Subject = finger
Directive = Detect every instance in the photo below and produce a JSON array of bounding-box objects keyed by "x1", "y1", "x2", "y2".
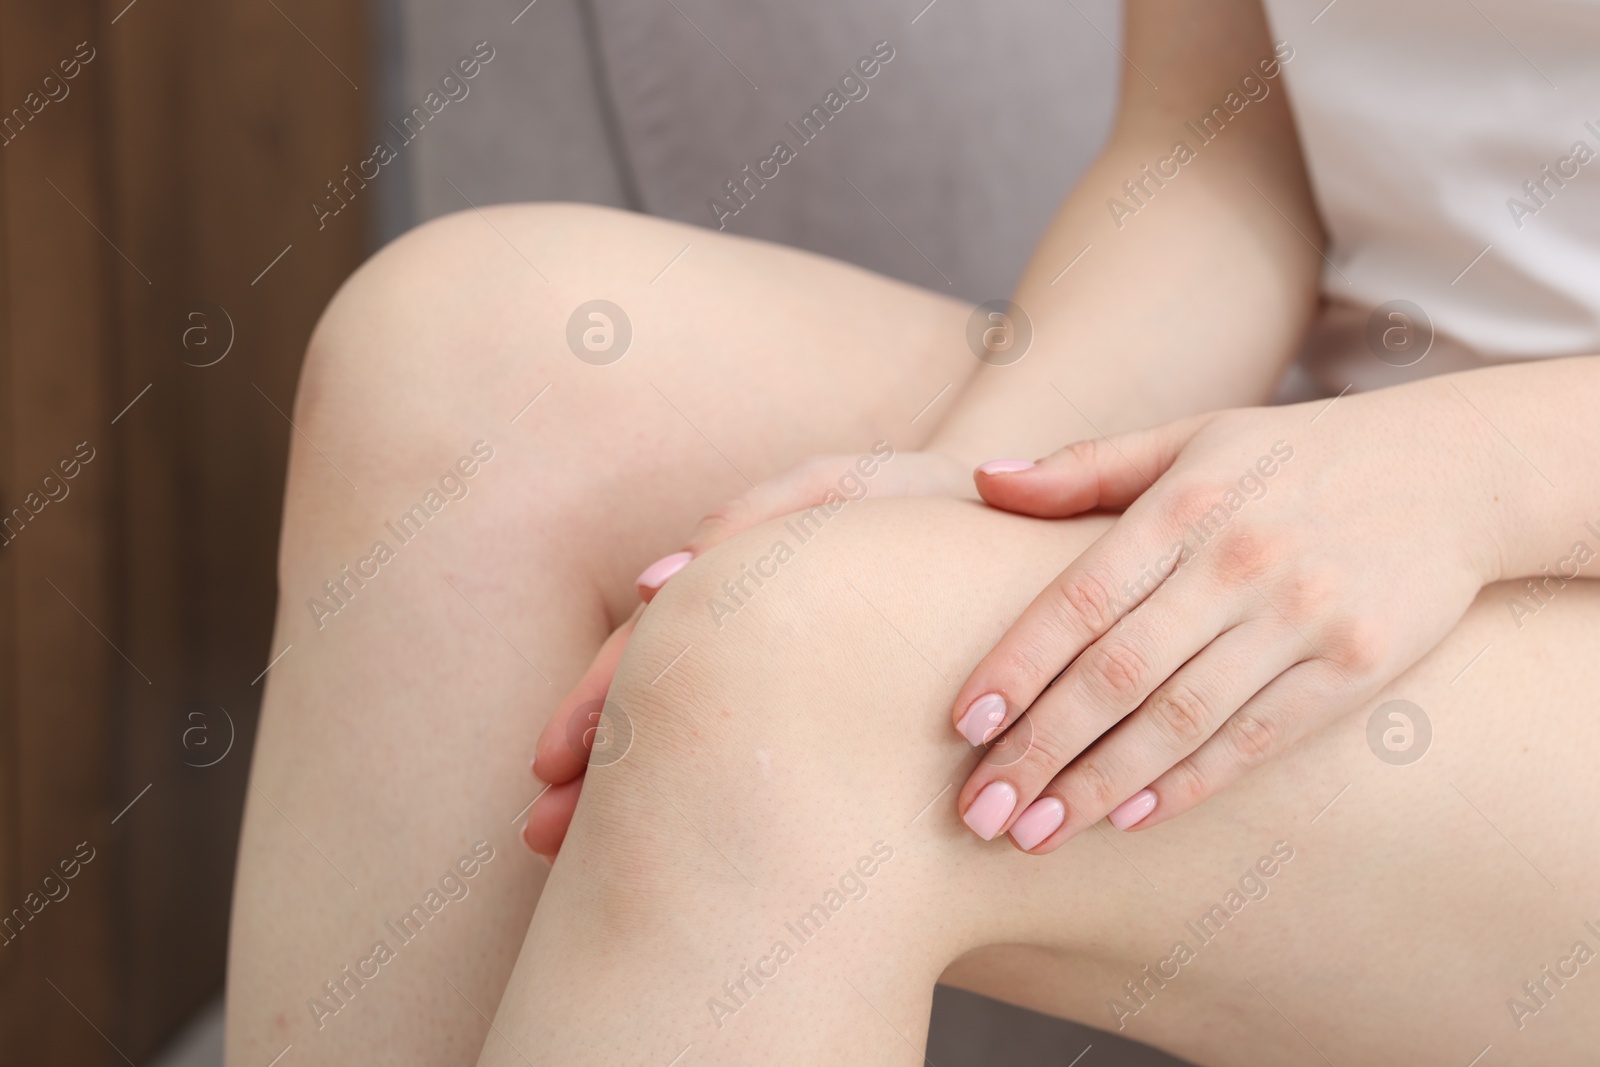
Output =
[
  {"x1": 1126, "y1": 659, "x2": 1350, "y2": 833},
  {"x1": 951, "y1": 495, "x2": 1189, "y2": 747},
  {"x1": 636, "y1": 552, "x2": 693, "y2": 602},
  {"x1": 1007, "y1": 622, "x2": 1301, "y2": 853},
  {"x1": 681, "y1": 460, "x2": 838, "y2": 556},
  {"x1": 974, "y1": 416, "x2": 1206, "y2": 518},
  {"x1": 533, "y1": 608, "x2": 640, "y2": 784},
  {"x1": 522, "y1": 775, "x2": 584, "y2": 859},
  {"x1": 958, "y1": 565, "x2": 1239, "y2": 841},
  {"x1": 635, "y1": 461, "x2": 839, "y2": 599}
]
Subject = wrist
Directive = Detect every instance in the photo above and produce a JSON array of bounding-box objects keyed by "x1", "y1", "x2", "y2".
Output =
[
  {"x1": 1421, "y1": 363, "x2": 1589, "y2": 586},
  {"x1": 922, "y1": 381, "x2": 1125, "y2": 474}
]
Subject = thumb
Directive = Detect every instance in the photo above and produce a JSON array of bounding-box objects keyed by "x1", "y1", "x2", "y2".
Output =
[{"x1": 974, "y1": 416, "x2": 1205, "y2": 517}]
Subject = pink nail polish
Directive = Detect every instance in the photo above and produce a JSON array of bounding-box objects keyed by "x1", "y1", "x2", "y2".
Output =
[
  {"x1": 1009, "y1": 797, "x2": 1065, "y2": 851},
  {"x1": 956, "y1": 693, "x2": 1008, "y2": 747},
  {"x1": 963, "y1": 781, "x2": 1018, "y2": 840},
  {"x1": 636, "y1": 550, "x2": 692, "y2": 589},
  {"x1": 1109, "y1": 789, "x2": 1157, "y2": 831},
  {"x1": 977, "y1": 460, "x2": 1035, "y2": 475}
]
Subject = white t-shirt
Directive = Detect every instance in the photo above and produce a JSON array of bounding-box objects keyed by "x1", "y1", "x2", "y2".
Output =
[{"x1": 1262, "y1": 0, "x2": 1600, "y2": 392}]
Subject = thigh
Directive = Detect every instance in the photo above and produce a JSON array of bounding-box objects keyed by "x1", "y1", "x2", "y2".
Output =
[
  {"x1": 941, "y1": 557, "x2": 1600, "y2": 1065},
  {"x1": 486, "y1": 496, "x2": 1600, "y2": 1066},
  {"x1": 224, "y1": 203, "x2": 978, "y2": 1066},
  {"x1": 282, "y1": 201, "x2": 978, "y2": 623}
]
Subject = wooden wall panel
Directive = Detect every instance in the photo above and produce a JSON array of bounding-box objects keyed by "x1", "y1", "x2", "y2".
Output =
[
  {"x1": 0, "y1": 1, "x2": 370, "y2": 1062},
  {"x1": 0, "y1": 5, "x2": 120, "y2": 1065}
]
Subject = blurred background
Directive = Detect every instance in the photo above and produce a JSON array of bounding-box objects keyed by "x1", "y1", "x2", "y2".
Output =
[{"x1": 0, "y1": 0, "x2": 1188, "y2": 1062}]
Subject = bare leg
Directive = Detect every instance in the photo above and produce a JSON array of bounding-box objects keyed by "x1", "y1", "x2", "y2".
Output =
[
  {"x1": 482, "y1": 497, "x2": 1600, "y2": 1066},
  {"x1": 224, "y1": 203, "x2": 977, "y2": 1065}
]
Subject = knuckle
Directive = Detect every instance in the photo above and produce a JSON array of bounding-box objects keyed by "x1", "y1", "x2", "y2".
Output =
[
  {"x1": 1275, "y1": 566, "x2": 1339, "y2": 625},
  {"x1": 686, "y1": 505, "x2": 747, "y2": 552},
  {"x1": 1224, "y1": 712, "x2": 1278, "y2": 765},
  {"x1": 1165, "y1": 482, "x2": 1234, "y2": 537},
  {"x1": 1162, "y1": 757, "x2": 1210, "y2": 808},
  {"x1": 1081, "y1": 640, "x2": 1151, "y2": 702},
  {"x1": 1063, "y1": 438, "x2": 1100, "y2": 466},
  {"x1": 1323, "y1": 616, "x2": 1386, "y2": 676},
  {"x1": 1159, "y1": 483, "x2": 1218, "y2": 529},
  {"x1": 1145, "y1": 682, "x2": 1214, "y2": 747},
  {"x1": 1212, "y1": 527, "x2": 1277, "y2": 582},
  {"x1": 1056, "y1": 569, "x2": 1123, "y2": 634},
  {"x1": 696, "y1": 502, "x2": 742, "y2": 535},
  {"x1": 1069, "y1": 758, "x2": 1123, "y2": 810},
  {"x1": 1005, "y1": 728, "x2": 1069, "y2": 780},
  {"x1": 998, "y1": 633, "x2": 1063, "y2": 688}
]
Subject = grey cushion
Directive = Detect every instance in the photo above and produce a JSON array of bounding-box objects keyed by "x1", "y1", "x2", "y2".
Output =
[
  {"x1": 396, "y1": 0, "x2": 636, "y2": 218},
  {"x1": 399, "y1": 0, "x2": 1118, "y2": 301}
]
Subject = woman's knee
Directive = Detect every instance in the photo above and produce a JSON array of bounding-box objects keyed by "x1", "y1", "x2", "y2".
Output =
[
  {"x1": 561, "y1": 499, "x2": 1107, "y2": 912},
  {"x1": 294, "y1": 201, "x2": 641, "y2": 441},
  {"x1": 599, "y1": 498, "x2": 1055, "y2": 780},
  {"x1": 276, "y1": 203, "x2": 702, "y2": 590}
]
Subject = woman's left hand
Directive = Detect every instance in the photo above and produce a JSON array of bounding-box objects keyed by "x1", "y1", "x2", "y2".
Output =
[
  {"x1": 952, "y1": 378, "x2": 1514, "y2": 852},
  {"x1": 526, "y1": 448, "x2": 973, "y2": 858}
]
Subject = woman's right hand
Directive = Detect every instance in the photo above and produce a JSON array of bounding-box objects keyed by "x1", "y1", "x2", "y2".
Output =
[{"x1": 523, "y1": 446, "x2": 973, "y2": 857}]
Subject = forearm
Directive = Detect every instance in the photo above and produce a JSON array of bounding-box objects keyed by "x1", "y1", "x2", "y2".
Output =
[
  {"x1": 928, "y1": 1, "x2": 1322, "y2": 467},
  {"x1": 1440, "y1": 355, "x2": 1600, "y2": 585},
  {"x1": 930, "y1": 150, "x2": 1316, "y2": 466}
]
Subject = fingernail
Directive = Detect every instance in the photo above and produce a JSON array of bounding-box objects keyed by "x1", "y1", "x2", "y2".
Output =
[
  {"x1": 977, "y1": 460, "x2": 1035, "y2": 475},
  {"x1": 636, "y1": 550, "x2": 692, "y2": 590},
  {"x1": 956, "y1": 693, "x2": 1008, "y2": 747},
  {"x1": 1010, "y1": 797, "x2": 1066, "y2": 851},
  {"x1": 963, "y1": 781, "x2": 1018, "y2": 840},
  {"x1": 1109, "y1": 789, "x2": 1157, "y2": 831}
]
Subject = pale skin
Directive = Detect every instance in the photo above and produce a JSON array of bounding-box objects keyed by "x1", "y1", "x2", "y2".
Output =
[{"x1": 225, "y1": 1, "x2": 1600, "y2": 1065}]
